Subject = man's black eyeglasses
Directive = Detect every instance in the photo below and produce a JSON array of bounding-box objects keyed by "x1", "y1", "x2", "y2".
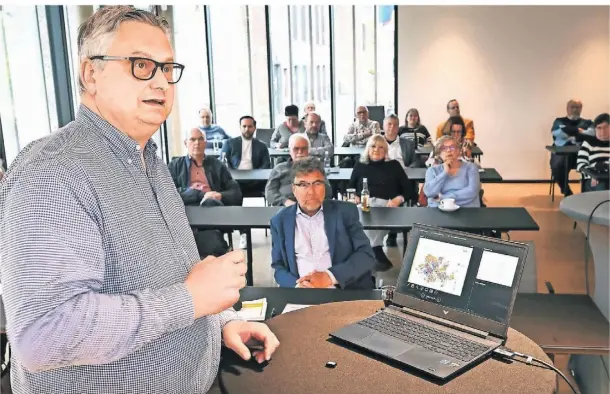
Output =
[{"x1": 89, "y1": 56, "x2": 185, "y2": 84}]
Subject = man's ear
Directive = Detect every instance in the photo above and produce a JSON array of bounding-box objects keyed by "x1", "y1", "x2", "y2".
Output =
[{"x1": 81, "y1": 60, "x2": 98, "y2": 95}]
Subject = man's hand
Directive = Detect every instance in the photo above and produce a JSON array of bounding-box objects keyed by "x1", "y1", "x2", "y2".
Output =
[
  {"x1": 284, "y1": 199, "x2": 296, "y2": 207},
  {"x1": 386, "y1": 197, "x2": 403, "y2": 208},
  {"x1": 184, "y1": 250, "x2": 247, "y2": 319},
  {"x1": 191, "y1": 182, "x2": 205, "y2": 191},
  {"x1": 222, "y1": 321, "x2": 280, "y2": 363},
  {"x1": 297, "y1": 271, "x2": 333, "y2": 288},
  {"x1": 204, "y1": 191, "x2": 222, "y2": 201},
  {"x1": 354, "y1": 196, "x2": 361, "y2": 205},
  {"x1": 591, "y1": 179, "x2": 599, "y2": 187}
]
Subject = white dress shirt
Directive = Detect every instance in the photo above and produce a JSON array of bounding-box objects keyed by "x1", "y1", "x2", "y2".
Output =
[
  {"x1": 238, "y1": 137, "x2": 253, "y2": 170},
  {"x1": 294, "y1": 205, "x2": 338, "y2": 288},
  {"x1": 386, "y1": 137, "x2": 405, "y2": 169}
]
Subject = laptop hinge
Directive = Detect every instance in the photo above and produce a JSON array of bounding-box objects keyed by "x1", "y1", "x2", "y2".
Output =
[{"x1": 397, "y1": 306, "x2": 490, "y2": 339}]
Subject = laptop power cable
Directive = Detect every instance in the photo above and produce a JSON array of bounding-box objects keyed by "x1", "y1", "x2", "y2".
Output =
[{"x1": 493, "y1": 347, "x2": 579, "y2": 394}]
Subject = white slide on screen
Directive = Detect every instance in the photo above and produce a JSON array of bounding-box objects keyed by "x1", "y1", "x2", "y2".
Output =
[{"x1": 476, "y1": 250, "x2": 519, "y2": 287}]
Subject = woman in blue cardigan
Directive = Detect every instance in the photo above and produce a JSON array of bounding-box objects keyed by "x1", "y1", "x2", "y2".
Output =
[{"x1": 424, "y1": 135, "x2": 481, "y2": 208}]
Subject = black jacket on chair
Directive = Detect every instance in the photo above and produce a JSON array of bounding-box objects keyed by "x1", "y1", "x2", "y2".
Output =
[
  {"x1": 168, "y1": 155, "x2": 242, "y2": 206},
  {"x1": 220, "y1": 137, "x2": 271, "y2": 170}
]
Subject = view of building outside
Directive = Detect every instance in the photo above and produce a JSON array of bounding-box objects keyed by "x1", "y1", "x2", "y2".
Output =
[
  {"x1": 1, "y1": 5, "x2": 395, "y2": 165},
  {"x1": 0, "y1": 6, "x2": 58, "y2": 165}
]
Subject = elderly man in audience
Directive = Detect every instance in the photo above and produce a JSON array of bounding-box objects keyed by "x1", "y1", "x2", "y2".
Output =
[
  {"x1": 577, "y1": 113, "x2": 610, "y2": 192},
  {"x1": 270, "y1": 157, "x2": 375, "y2": 289},
  {"x1": 0, "y1": 6, "x2": 278, "y2": 394},
  {"x1": 424, "y1": 135, "x2": 481, "y2": 208},
  {"x1": 383, "y1": 114, "x2": 420, "y2": 246},
  {"x1": 343, "y1": 105, "x2": 381, "y2": 147},
  {"x1": 550, "y1": 99, "x2": 595, "y2": 196},
  {"x1": 270, "y1": 104, "x2": 305, "y2": 149},
  {"x1": 302, "y1": 100, "x2": 327, "y2": 134},
  {"x1": 198, "y1": 107, "x2": 230, "y2": 141},
  {"x1": 304, "y1": 112, "x2": 333, "y2": 160},
  {"x1": 169, "y1": 128, "x2": 242, "y2": 208},
  {"x1": 436, "y1": 99, "x2": 475, "y2": 142},
  {"x1": 221, "y1": 115, "x2": 271, "y2": 248},
  {"x1": 348, "y1": 134, "x2": 417, "y2": 272},
  {"x1": 265, "y1": 133, "x2": 332, "y2": 206},
  {"x1": 398, "y1": 108, "x2": 432, "y2": 148}
]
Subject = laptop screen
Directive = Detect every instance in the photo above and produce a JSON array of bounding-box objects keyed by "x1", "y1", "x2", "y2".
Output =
[{"x1": 395, "y1": 226, "x2": 527, "y2": 327}]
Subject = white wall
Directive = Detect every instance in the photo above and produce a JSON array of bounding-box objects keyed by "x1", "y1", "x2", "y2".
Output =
[{"x1": 397, "y1": 6, "x2": 610, "y2": 180}]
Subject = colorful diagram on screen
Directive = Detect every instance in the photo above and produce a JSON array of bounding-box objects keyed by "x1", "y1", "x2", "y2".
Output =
[{"x1": 417, "y1": 254, "x2": 456, "y2": 286}]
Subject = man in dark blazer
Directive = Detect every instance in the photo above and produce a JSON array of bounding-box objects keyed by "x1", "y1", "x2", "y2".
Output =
[
  {"x1": 221, "y1": 116, "x2": 271, "y2": 172},
  {"x1": 270, "y1": 157, "x2": 375, "y2": 289}
]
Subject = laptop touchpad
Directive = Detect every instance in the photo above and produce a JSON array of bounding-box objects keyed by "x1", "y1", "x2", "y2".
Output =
[{"x1": 358, "y1": 333, "x2": 415, "y2": 357}]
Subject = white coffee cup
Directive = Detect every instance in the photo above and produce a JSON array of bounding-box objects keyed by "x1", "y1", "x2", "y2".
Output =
[{"x1": 440, "y1": 198, "x2": 456, "y2": 210}]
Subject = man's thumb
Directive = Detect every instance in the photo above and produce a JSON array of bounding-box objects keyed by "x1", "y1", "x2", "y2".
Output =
[{"x1": 231, "y1": 340, "x2": 252, "y2": 360}]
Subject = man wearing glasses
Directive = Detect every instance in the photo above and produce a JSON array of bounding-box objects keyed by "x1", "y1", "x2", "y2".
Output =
[
  {"x1": 265, "y1": 133, "x2": 332, "y2": 206},
  {"x1": 0, "y1": 6, "x2": 278, "y2": 394},
  {"x1": 343, "y1": 105, "x2": 381, "y2": 148},
  {"x1": 435, "y1": 99, "x2": 476, "y2": 142},
  {"x1": 269, "y1": 157, "x2": 375, "y2": 288}
]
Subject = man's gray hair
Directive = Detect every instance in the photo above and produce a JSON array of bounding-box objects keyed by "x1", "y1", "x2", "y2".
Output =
[
  {"x1": 359, "y1": 134, "x2": 388, "y2": 164},
  {"x1": 199, "y1": 107, "x2": 214, "y2": 118},
  {"x1": 77, "y1": 6, "x2": 171, "y2": 93},
  {"x1": 288, "y1": 133, "x2": 310, "y2": 150},
  {"x1": 184, "y1": 127, "x2": 204, "y2": 141},
  {"x1": 304, "y1": 111, "x2": 321, "y2": 122},
  {"x1": 291, "y1": 157, "x2": 327, "y2": 182},
  {"x1": 384, "y1": 114, "x2": 399, "y2": 122}
]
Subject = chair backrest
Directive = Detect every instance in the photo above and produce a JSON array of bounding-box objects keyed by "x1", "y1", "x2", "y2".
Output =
[
  {"x1": 256, "y1": 128, "x2": 274, "y2": 147},
  {"x1": 367, "y1": 105, "x2": 385, "y2": 125}
]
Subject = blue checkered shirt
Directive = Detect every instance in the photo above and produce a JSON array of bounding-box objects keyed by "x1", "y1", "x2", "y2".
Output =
[{"x1": 0, "y1": 105, "x2": 238, "y2": 393}]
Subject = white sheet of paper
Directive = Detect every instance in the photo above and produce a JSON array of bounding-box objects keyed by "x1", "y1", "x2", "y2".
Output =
[
  {"x1": 282, "y1": 304, "x2": 313, "y2": 314},
  {"x1": 236, "y1": 298, "x2": 267, "y2": 321}
]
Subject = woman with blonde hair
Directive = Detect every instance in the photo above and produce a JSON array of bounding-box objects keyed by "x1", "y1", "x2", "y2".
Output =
[
  {"x1": 348, "y1": 134, "x2": 417, "y2": 272},
  {"x1": 424, "y1": 135, "x2": 481, "y2": 208}
]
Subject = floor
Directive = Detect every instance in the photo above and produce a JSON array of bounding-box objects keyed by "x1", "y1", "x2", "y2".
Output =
[{"x1": 230, "y1": 183, "x2": 592, "y2": 393}]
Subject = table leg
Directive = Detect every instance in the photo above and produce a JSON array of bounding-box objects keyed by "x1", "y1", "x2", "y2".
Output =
[
  {"x1": 564, "y1": 155, "x2": 570, "y2": 194},
  {"x1": 246, "y1": 229, "x2": 254, "y2": 286}
]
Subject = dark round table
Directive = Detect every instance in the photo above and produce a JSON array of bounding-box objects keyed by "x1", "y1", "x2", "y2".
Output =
[{"x1": 218, "y1": 300, "x2": 556, "y2": 394}]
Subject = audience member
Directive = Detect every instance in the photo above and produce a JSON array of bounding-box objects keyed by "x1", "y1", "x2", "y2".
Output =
[
  {"x1": 383, "y1": 114, "x2": 419, "y2": 246},
  {"x1": 270, "y1": 157, "x2": 375, "y2": 289},
  {"x1": 0, "y1": 6, "x2": 278, "y2": 393},
  {"x1": 425, "y1": 116, "x2": 474, "y2": 167},
  {"x1": 303, "y1": 112, "x2": 333, "y2": 160},
  {"x1": 271, "y1": 104, "x2": 305, "y2": 149},
  {"x1": 424, "y1": 136, "x2": 481, "y2": 208},
  {"x1": 577, "y1": 113, "x2": 609, "y2": 192},
  {"x1": 348, "y1": 135, "x2": 417, "y2": 272},
  {"x1": 303, "y1": 100, "x2": 327, "y2": 134},
  {"x1": 221, "y1": 115, "x2": 271, "y2": 248},
  {"x1": 198, "y1": 107, "x2": 230, "y2": 141},
  {"x1": 436, "y1": 99, "x2": 475, "y2": 142},
  {"x1": 550, "y1": 99, "x2": 595, "y2": 196},
  {"x1": 265, "y1": 133, "x2": 332, "y2": 206},
  {"x1": 343, "y1": 105, "x2": 381, "y2": 147},
  {"x1": 398, "y1": 108, "x2": 431, "y2": 147}
]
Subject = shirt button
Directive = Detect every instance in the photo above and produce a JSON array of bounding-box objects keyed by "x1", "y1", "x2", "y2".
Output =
[
  {"x1": 135, "y1": 145, "x2": 141, "y2": 151},
  {"x1": 127, "y1": 159, "x2": 133, "y2": 164}
]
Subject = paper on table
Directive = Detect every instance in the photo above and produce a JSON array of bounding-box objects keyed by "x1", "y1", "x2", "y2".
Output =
[
  {"x1": 236, "y1": 298, "x2": 267, "y2": 321},
  {"x1": 282, "y1": 304, "x2": 313, "y2": 314}
]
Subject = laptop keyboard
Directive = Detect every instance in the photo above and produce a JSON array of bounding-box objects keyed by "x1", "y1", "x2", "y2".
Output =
[{"x1": 358, "y1": 312, "x2": 490, "y2": 362}]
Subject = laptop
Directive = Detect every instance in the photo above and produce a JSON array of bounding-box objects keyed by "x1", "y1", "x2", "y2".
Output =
[{"x1": 330, "y1": 224, "x2": 529, "y2": 380}]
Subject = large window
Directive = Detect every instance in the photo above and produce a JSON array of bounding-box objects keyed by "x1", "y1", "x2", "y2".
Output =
[
  {"x1": 332, "y1": 6, "x2": 356, "y2": 145},
  {"x1": 0, "y1": 6, "x2": 58, "y2": 165}
]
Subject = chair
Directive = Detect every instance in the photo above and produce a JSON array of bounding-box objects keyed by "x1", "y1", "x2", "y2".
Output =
[
  {"x1": 255, "y1": 128, "x2": 273, "y2": 147},
  {"x1": 366, "y1": 105, "x2": 385, "y2": 125}
]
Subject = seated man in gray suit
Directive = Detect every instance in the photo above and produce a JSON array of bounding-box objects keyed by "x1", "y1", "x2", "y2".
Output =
[
  {"x1": 270, "y1": 157, "x2": 375, "y2": 289},
  {"x1": 265, "y1": 133, "x2": 332, "y2": 206},
  {"x1": 384, "y1": 114, "x2": 418, "y2": 247}
]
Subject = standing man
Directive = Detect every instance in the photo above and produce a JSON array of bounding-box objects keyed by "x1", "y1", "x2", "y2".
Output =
[
  {"x1": 303, "y1": 112, "x2": 333, "y2": 160},
  {"x1": 0, "y1": 6, "x2": 278, "y2": 394},
  {"x1": 198, "y1": 107, "x2": 231, "y2": 141},
  {"x1": 550, "y1": 99, "x2": 595, "y2": 196},
  {"x1": 436, "y1": 99, "x2": 475, "y2": 142}
]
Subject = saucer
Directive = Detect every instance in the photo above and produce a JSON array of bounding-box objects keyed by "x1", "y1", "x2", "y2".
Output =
[{"x1": 439, "y1": 204, "x2": 460, "y2": 212}]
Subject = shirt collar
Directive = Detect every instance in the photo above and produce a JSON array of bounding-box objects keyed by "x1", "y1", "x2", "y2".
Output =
[
  {"x1": 76, "y1": 104, "x2": 158, "y2": 160},
  {"x1": 296, "y1": 204, "x2": 324, "y2": 218}
]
